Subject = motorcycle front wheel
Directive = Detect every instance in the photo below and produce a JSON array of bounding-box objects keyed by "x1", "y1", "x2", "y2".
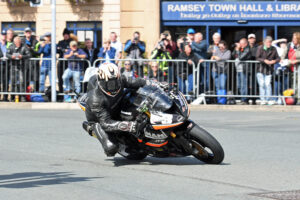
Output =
[{"x1": 188, "y1": 124, "x2": 224, "y2": 164}]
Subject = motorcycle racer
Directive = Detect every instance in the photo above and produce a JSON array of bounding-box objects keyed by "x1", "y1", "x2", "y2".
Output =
[{"x1": 82, "y1": 63, "x2": 153, "y2": 156}]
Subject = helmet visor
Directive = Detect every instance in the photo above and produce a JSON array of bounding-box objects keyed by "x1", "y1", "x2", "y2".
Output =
[{"x1": 99, "y1": 77, "x2": 121, "y2": 96}]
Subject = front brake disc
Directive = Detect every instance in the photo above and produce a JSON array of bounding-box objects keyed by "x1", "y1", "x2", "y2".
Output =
[{"x1": 190, "y1": 140, "x2": 209, "y2": 158}]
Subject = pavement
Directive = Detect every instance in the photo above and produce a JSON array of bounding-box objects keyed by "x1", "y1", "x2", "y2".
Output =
[{"x1": 0, "y1": 110, "x2": 300, "y2": 200}]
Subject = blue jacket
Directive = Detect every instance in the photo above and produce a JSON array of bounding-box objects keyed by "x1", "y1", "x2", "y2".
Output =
[
  {"x1": 38, "y1": 44, "x2": 52, "y2": 68},
  {"x1": 97, "y1": 47, "x2": 116, "y2": 63},
  {"x1": 64, "y1": 48, "x2": 87, "y2": 71},
  {"x1": 38, "y1": 43, "x2": 51, "y2": 58},
  {"x1": 0, "y1": 41, "x2": 6, "y2": 57},
  {"x1": 191, "y1": 40, "x2": 207, "y2": 59},
  {"x1": 124, "y1": 40, "x2": 145, "y2": 59}
]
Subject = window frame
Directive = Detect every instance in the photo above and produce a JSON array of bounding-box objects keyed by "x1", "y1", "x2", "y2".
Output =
[
  {"x1": 66, "y1": 21, "x2": 102, "y2": 48},
  {"x1": 1, "y1": 22, "x2": 36, "y2": 33}
]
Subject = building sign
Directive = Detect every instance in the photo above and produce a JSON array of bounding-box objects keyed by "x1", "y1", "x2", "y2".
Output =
[{"x1": 162, "y1": 1, "x2": 300, "y2": 21}]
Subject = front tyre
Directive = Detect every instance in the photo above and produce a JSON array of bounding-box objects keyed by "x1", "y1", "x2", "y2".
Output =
[{"x1": 188, "y1": 124, "x2": 224, "y2": 164}]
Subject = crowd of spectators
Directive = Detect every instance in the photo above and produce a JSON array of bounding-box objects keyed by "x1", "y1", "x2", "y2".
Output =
[
  {"x1": 150, "y1": 28, "x2": 300, "y2": 105},
  {"x1": 0, "y1": 27, "x2": 300, "y2": 104}
]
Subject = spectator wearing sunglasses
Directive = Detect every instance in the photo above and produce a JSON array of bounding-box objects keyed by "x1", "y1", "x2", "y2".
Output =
[
  {"x1": 148, "y1": 61, "x2": 164, "y2": 82},
  {"x1": 120, "y1": 60, "x2": 135, "y2": 80}
]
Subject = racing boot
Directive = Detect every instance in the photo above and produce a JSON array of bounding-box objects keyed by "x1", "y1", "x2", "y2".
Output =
[
  {"x1": 93, "y1": 123, "x2": 118, "y2": 157},
  {"x1": 82, "y1": 121, "x2": 93, "y2": 136}
]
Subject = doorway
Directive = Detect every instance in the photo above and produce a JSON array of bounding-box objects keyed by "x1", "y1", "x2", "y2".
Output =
[{"x1": 220, "y1": 27, "x2": 273, "y2": 51}]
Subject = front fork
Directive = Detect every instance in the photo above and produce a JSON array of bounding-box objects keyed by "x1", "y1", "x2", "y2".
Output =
[{"x1": 172, "y1": 120, "x2": 197, "y2": 154}]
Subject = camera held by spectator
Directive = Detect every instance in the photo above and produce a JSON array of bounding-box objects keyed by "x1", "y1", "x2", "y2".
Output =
[
  {"x1": 156, "y1": 38, "x2": 169, "y2": 51},
  {"x1": 132, "y1": 34, "x2": 140, "y2": 44},
  {"x1": 40, "y1": 32, "x2": 51, "y2": 48}
]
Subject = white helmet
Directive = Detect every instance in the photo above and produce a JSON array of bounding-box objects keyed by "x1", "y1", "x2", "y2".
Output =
[{"x1": 97, "y1": 63, "x2": 121, "y2": 97}]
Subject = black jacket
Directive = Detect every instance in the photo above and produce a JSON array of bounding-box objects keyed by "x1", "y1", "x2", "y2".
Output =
[
  {"x1": 83, "y1": 48, "x2": 99, "y2": 66},
  {"x1": 148, "y1": 69, "x2": 165, "y2": 82},
  {"x1": 232, "y1": 46, "x2": 252, "y2": 72},
  {"x1": 177, "y1": 52, "x2": 199, "y2": 75},
  {"x1": 6, "y1": 44, "x2": 31, "y2": 66},
  {"x1": 22, "y1": 36, "x2": 38, "y2": 57},
  {"x1": 256, "y1": 45, "x2": 280, "y2": 75},
  {"x1": 85, "y1": 75, "x2": 146, "y2": 133},
  {"x1": 249, "y1": 44, "x2": 259, "y2": 60},
  {"x1": 57, "y1": 39, "x2": 72, "y2": 58}
]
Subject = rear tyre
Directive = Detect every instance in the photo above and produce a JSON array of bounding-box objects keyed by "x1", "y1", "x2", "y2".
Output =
[{"x1": 188, "y1": 124, "x2": 224, "y2": 164}]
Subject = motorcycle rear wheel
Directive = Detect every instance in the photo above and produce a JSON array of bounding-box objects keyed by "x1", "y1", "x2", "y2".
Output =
[{"x1": 188, "y1": 125, "x2": 224, "y2": 164}]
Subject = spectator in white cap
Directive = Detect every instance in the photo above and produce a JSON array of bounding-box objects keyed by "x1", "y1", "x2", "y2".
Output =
[
  {"x1": 247, "y1": 33, "x2": 259, "y2": 104},
  {"x1": 248, "y1": 33, "x2": 258, "y2": 60}
]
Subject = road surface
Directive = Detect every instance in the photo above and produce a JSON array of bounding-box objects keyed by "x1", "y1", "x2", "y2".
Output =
[{"x1": 0, "y1": 109, "x2": 299, "y2": 200}]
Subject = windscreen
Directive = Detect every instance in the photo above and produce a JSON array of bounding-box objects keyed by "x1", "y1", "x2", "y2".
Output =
[{"x1": 133, "y1": 85, "x2": 173, "y2": 111}]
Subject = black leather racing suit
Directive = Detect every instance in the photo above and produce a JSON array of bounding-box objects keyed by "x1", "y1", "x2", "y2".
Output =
[{"x1": 85, "y1": 75, "x2": 146, "y2": 133}]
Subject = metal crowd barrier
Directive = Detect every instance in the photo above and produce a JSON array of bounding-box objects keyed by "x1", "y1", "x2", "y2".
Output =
[
  {"x1": 56, "y1": 58, "x2": 91, "y2": 96},
  {"x1": 2, "y1": 56, "x2": 299, "y2": 104},
  {"x1": 0, "y1": 57, "x2": 91, "y2": 101},
  {"x1": 91, "y1": 58, "x2": 196, "y2": 98},
  {"x1": 193, "y1": 60, "x2": 299, "y2": 105},
  {"x1": 0, "y1": 57, "x2": 45, "y2": 98}
]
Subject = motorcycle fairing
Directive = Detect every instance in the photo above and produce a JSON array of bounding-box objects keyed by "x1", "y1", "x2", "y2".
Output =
[
  {"x1": 150, "y1": 111, "x2": 184, "y2": 130},
  {"x1": 138, "y1": 139, "x2": 169, "y2": 147},
  {"x1": 173, "y1": 91, "x2": 190, "y2": 119},
  {"x1": 78, "y1": 93, "x2": 88, "y2": 111},
  {"x1": 78, "y1": 102, "x2": 86, "y2": 111}
]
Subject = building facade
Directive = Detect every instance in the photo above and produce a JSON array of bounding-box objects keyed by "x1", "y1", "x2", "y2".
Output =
[
  {"x1": 0, "y1": 0, "x2": 160, "y2": 55},
  {"x1": 161, "y1": 0, "x2": 300, "y2": 47}
]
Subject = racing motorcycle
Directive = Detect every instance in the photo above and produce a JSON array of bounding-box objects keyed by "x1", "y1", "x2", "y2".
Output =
[{"x1": 78, "y1": 84, "x2": 224, "y2": 164}]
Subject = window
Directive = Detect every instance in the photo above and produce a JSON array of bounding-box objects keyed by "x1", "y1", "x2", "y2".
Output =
[
  {"x1": 67, "y1": 21, "x2": 102, "y2": 49},
  {"x1": 1, "y1": 22, "x2": 36, "y2": 36}
]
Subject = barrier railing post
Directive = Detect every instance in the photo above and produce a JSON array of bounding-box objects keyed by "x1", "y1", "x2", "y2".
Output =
[
  {"x1": 192, "y1": 62, "x2": 197, "y2": 99},
  {"x1": 293, "y1": 65, "x2": 297, "y2": 94},
  {"x1": 298, "y1": 65, "x2": 300, "y2": 99},
  {"x1": 51, "y1": 0, "x2": 57, "y2": 102}
]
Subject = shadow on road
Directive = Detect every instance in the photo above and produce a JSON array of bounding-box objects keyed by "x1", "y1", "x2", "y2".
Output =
[
  {"x1": 109, "y1": 156, "x2": 230, "y2": 167},
  {"x1": 0, "y1": 172, "x2": 101, "y2": 189}
]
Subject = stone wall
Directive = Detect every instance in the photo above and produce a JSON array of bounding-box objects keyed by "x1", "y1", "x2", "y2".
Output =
[
  {"x1": 120, "y1": 0, "x2": 160, "y2": 56},
  {"x1": 0, "y1": 0, "x2": 120, "y2": 43},
  {"x1": 0, "y1": 0, "x2": 160, "y2": 56}
]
